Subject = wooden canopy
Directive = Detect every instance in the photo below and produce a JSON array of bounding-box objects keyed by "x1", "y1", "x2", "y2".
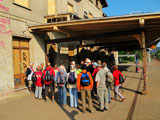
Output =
[{"x1": 29, "y1": 12, "x2": 160, "y2": 51}]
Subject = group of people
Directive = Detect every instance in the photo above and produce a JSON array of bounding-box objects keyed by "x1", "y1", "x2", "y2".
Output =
[{"x1": 26, "y1": 58, "x2": 125, "y2": 113}]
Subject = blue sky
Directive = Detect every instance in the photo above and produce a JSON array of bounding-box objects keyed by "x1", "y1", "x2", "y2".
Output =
[
  {"x1": 103, "y1": 0, "x2": 160, "y2": 47},
  {"x1": 103, "y1": 0, "x2": 160, "y2": 16}
]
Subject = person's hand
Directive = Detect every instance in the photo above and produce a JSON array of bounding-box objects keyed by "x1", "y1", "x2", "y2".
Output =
[{"x1": 78, "y1": 89, "x2": 80, "y2": 92}]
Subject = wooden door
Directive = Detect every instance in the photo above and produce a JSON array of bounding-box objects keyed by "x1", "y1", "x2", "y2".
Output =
[
  {"x1": 21, "y1": 49, "x2": 29, "y2": 85},
  {"x1": 13, "y1": 37, "x2": 30, "y2": 88}
]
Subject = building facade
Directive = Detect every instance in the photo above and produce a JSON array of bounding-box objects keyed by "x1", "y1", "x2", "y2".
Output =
[{"x1": 0, "y1": 0, "x2": 107, "y2": 92}]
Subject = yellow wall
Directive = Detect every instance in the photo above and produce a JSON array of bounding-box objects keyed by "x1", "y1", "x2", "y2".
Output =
[
  {"x1": 48, "y1": 0, "x2": 56, "y2": 15},
  {"x1": 14, "y1": 0, "x2": 29, "y2": 8}
]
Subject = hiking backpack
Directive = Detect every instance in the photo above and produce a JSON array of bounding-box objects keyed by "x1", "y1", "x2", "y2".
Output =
[
  {"x1": 57, "y1": 71, "x2": 66, "y2": 85},
  {"x1": 80, "y1": 73, "x2": 90, "y2": 87},
  {"x1": 68, "y1": 72, "x2": 76, "y2": 84},
  {"x1": 106, "y1": 71, "x2": 113, "y2": 87},
  {"x1": 45, "y1": 69, "x2": 52, "y2": 82}
]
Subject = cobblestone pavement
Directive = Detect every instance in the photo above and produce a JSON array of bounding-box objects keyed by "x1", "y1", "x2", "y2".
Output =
[{"x1": 0, "y1": 60, "x2": 159, "y2": 120}]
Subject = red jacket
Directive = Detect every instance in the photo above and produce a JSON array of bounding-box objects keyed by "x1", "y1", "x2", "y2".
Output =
[
  {"x1": 92, "y1": 68, "x2": 98, "y2": 81},
  {"x1": 113, "y1": 69, "x2": 123, "y2": 86},
  {"x1": 35, "y1": 71, "x2": 43, "y2": 87},
  {"x1": 43, "y1": 66, "x2": 55, "y2": 85}
]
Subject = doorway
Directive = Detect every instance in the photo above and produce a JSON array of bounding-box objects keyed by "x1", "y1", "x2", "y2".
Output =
[{"x1": 13, "y1": 37, "x2": 30, "y2": 88}]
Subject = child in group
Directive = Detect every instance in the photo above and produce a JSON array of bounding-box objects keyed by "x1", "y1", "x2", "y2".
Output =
[{"x1": 34, "y1": 66, "x2": 43, "y2": 99}]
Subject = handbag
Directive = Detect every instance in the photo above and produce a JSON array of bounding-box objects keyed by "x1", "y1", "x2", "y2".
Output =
[{"x1": 119, "y1": 72, "x2": 125, "y2": 84}]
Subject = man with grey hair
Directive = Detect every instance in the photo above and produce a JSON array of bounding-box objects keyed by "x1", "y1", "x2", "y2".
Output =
[
  {"x1": 102, "y1": 62, "x2": 113, "y2": 103},
  {"x1": 95, "y1": 63, "x2": 108, "y2": 112},
  {"x1": 26, "y1": 62, "x2": 34, "y2": 92}
]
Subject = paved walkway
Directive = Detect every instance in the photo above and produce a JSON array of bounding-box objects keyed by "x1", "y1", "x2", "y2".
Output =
[
  {"x1": 0, "y1": 60, "x2": 159, "y2": 120},
  {"x1": 132, "y1": 59, "x2": 160, "y2": 120}
]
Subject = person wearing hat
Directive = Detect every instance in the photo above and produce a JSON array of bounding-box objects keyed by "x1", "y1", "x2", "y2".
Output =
[
  {"x1": 95, "y1": 63, "x2": 109, "y2": 112},
  {"x1": 86, "y1": 58, "x2": 94, "y2": 76},
  {"x1": 77, "y1": 64, "x2": 94, "y2": 113}
]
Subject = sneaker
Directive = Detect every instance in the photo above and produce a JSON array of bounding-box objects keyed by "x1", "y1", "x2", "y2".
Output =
[
  {"x1": 104, "y1": 108, "x2": 108, "y2": 111},
  {"x1": 89, "y1": 110, "x2": 93, "y2": 113},
  {"x1": 100, "y1": 109, "x2": 104, "y2": 112},
  {"x1": 82, "y1": 111, "x2": 86, "y2": 114}
]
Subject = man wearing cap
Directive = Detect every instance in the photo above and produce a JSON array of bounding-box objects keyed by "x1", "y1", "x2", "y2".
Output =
[
  {"x1": 26, "y1": 63, "x2": 34, "y2": 92},
  {"x1": 77, "y1": 65, "x2": 93, "y2": 113},
  {"x1": 95, "y1": 63, "x2": 109, "y2": 112},
  {"x1": 86, "y1": 58, "x2": 94, "y2": 75}
]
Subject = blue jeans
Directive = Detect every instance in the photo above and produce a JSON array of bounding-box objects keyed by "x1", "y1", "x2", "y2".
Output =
[
  {"x1": 69, "y1": 88, "x2": 78, "y2": 108},
  {"x1": 114, "y1": 85, "x2": 124, "y2": 99},
  {"x1": 58, "y1": 86, "x2": 67, "y2": 105},
  {"x1": 108, "y1": 87, "x2": 111, "y2": 103}
]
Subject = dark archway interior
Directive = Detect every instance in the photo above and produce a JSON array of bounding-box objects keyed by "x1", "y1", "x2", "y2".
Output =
[{"x1": 48, "y1": 46, "x2": 57, "y2": 67}]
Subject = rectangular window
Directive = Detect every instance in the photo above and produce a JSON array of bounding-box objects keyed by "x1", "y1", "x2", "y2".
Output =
[
  {"x1": 84, "y1": 11, "x2": 88, "y2": 19},
  {"x1": 88, "y1": 13, "x2": 93, "y2": 19},
  {"x1": 68, "y1": 3, "x2": 74, "y2": 13},
  {"x1": 14, "y1": 0, "x2": 29, "y2": 8}
]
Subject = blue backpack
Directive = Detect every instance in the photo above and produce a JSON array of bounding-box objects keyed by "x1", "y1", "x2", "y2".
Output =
[
  {"x1": 68, "y1": 72, "x2": 76, "y2": 84},
  {"x1": 80, "y1": 73, "x2": 90, "y2": 87}
]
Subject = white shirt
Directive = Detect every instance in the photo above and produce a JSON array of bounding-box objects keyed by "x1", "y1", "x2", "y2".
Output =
[{"x1": 27, "y1": 66, "x2": 34, "y2": 81}]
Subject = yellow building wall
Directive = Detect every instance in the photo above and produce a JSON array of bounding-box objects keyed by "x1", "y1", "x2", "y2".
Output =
[
  {"x1": 14, "y1": 0, "x2": 29, "y2": 8},
  {"x1": 48, "y1": 0, "x2": 56, "y2": 15}
]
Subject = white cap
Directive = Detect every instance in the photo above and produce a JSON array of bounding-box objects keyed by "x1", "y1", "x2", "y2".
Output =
[
  {"x1": 71, "y1": 61, "x2": 75, "y2": 65},
  {"x1": 86, "y1": 59, "x2": 91, "y2": 63}
]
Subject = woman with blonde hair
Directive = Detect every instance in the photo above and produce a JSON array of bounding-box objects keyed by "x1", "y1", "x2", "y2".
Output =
[{"x1": 112, "y1": 65, "x2": 125, "y2": 102}]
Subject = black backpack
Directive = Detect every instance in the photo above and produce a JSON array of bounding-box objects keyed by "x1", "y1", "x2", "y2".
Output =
[
  {"x1": 68, "y1": 72, "x2": 76, "y2": 84},
  {"x1": 119, "y1": 72, "x2": 125, "y2": 84},
  {"x1": 26, "y1": 68, "x2": 31, "y2": 77},
  {"x1": 45, "y1": 69, "x2": 52, "y2": 82},
  {"x1": 80, "y1": 73, "x2": 90, "y2": 87},
  {"x1": 32, "y1": 72, "x2": 37, "y2": 83}
]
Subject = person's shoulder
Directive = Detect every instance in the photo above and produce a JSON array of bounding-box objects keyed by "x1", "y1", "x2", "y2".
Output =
[
  {"x1": 87, "y1": 72, "x2": 91, "y2": 74},
  {"x1": 78, "y1": 72, "x2": 83, "y2": 76},
  {"x1": 98, "y1": 69, "x2": 104, "y2": 73}
]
